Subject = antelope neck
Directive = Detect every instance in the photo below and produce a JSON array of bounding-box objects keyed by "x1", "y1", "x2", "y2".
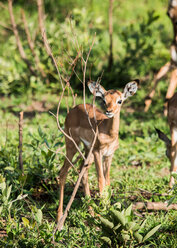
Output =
[{"x1": 107, "y1": 108, "x2": 121, "y2": 136}]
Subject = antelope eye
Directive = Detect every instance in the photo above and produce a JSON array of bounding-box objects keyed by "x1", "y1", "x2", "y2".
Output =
[{"x1": 117, "y1": 100, "x2": 122, "y2": 104}]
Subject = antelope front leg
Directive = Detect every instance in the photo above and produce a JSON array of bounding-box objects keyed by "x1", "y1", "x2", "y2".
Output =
[
  {"x1": 94, "y1": 151, "x2": 105, "y2": 194},
  {"x1": 82, "y1": 165, "x2": 91, "y2": 196},
  {"x1": 57, "y1": 162, "x2": 70, "y2": 222},
  {"x1": 103, "y1": 155, "x2": 113, "y2": 186},
  {"x1": 170, "y1": 126, "x2": 177, "y2": 187}
]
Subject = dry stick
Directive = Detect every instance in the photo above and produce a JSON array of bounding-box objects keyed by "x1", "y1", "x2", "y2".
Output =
[
  {"x1": 37, "y1": 0, "x2": 64, "y2": 90},
  {"x1": 133, "y1": 202, "x2": 177, "y2": 211},
  {"x1": 46, "y1": 145, "x2": 79, "y2": 175},
  {"x1": 19, "y1": 111, "x2": 24, "y2": 174},
  {"x1": 60, "y1": 52, "x2": 80, "y2": 108},
  {"x1": 82, "y1": 35, "x2": 96, "y2": 135},
  {"x1": 40, "y1": 14, "x2": 85, "y2": 157},
  {"x1": 53, "y1": 39, "x2": 99, "y2": 233},
  {"x1": 21, "y1": 9, "x2": 49, "y2": 85},
  {"x1": 56, "y1": 85, "x2": 85, "y2": 160},
  {"x1": 49, "y1": 86, "x2": 85, "y2": 160},
  {"x1": 8, "y1": 0, "x2": 36, "y2": 76},
  {"x1": 53, "y1": 127, "x2": 99, "y2": 234}
]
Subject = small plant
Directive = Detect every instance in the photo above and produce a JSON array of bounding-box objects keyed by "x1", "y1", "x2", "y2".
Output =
[
  {"x1": 0, "y1": 175, "x2": 27, "y2": 219},
  {"x1": 95, "y1": 202, "x2": 161, "y2": 247}
]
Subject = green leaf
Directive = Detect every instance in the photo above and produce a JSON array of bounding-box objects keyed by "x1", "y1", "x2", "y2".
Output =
[
  {"x1": 113, "y1": 202, "x2": 121, "y2": 210},
  {"x1": 134, "y1": 232, "x2": 143, "y2": 243},
  {"x1": 171, "y1": 172, "x2": 177, "y2": 180},
  {"x1": 126, "y1": 221, "x2": 138, "y2": 231},
  {"x1": 54, "y1": 141, "x2": 63, "y2": 147},
  {"x1": 100, "y1": 236, "x2": 112, "y2": 246},
  {"x1": 38, "y1": 126, "x2": 43, "y2": 137},
  {"x1": 121, "y1": 232, "x2": 130, "y2": 241},
  {"x1": 35, "y1": 209, "x2": 43, "y2": 224},
  {"x1": 140, "y1": 219, "x2": 147, "y2": 230},
  {"x1": 113, "y1": 223, "x2": 121, "y2": 231},
  {"x1": 0, "y1": 182, "x2": 6, "y2": 192},
  {"x1": 22, "y1": 217, "x2": 30, "y2": 227},
  {"x1": 111, "y1": 209, "x2": 126, "y2": 226},
  {"x1": 125, "y1": 204, "x2": 132, "y2": 216},
  {"x1": 44, "y1": 138, "x2": 50, "y2": 148},
  {"x1": 168, "y1": 196, "x2": 176, "y2": 206},
  {"x1": 143, "y1": 224, "x2": 161, "y2": 242},
  {"x1": 16, "y1": 194, "x2": 28, "y2": 200},
  {"x1": 6, "y1": 185, "x2": 12, "y2": 200},
  {"x1": 0, "y1": 206, "x2": 3, "y2": 214},
  {"x1": 4, "y1": 166, "x2": 14, "y2": 171},
  {"x1": 100, "y1": 216, "x2": 114, "y2": 230}
]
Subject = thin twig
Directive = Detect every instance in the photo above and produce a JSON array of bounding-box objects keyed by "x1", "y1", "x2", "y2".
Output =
[
  {"x1": 21, "y1": 9, "x2": 49, "y2": 84},
  {"x1": 45, "y1": 145, "x2": 79, "y2": 175},
  {"x1": 133, "y1": 202, "x2": 177, "y2": 211},
  {"x1": 49, "y1": 86, "x2": 85, "y2": 160},
  {"x1": 53, "y1": 127, "x2": 98, "y2": 234},
  {"x1": 36, "y1": 0, "x2": 64, "y2": 89},
  {"x1": 8, "y1": 0, "x2": 36, "y2": 76}
]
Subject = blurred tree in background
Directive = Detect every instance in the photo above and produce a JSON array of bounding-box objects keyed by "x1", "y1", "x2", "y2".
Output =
[{"x1": 0, "y1": 0, "x2": 171, "y2": 95}]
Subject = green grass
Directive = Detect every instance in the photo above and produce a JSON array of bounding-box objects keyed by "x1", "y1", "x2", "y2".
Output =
[
  {"x1": 0, "y1": 80, "x2": 177, "y2": 247},
  {"x1": 1, "y1": 0, "x2": 177, "y2": 246}
]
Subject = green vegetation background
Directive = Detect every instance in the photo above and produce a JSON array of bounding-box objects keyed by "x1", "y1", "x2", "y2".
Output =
[{"x1": 0, "y1": 0, "x2": 177, "y2": 247}]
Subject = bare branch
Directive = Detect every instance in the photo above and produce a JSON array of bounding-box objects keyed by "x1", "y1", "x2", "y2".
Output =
[
  {"x1": 49, "y1": 85, "x2": 85, "y2": 160},
  {"x1": 36, "y1": 0, "x2": 64, "y2": 89},
  {"x1": 54, "y1": 126, "x2": 98, "y2": 233},
  {"x1": 21, "y1": 9, "x2": 49, "y2": 85},
  {"x1": 82, "y1": 34, "x2": 96, "y2": 108},
  {"x1": 8, "y1": 0, "x2": 36, "y2": 76},
  {"x1": 133, "y1": 202, "x2": 177, "y2": 211},
  {"x1": 45, "y1": 145, "x2": 79, "y2": 175}
]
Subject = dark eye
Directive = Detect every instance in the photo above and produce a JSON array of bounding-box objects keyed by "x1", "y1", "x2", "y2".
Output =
[
  {"x1": 117, "y1": 100, "x2": 122, "y2": 104},
  {"x1": 103, "y1": 99, "x2": 106, "y2": 104}
]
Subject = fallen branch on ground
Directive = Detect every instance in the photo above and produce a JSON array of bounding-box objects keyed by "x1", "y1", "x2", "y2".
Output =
[{"x1": 133, "y1": 202, "x2": 177, "y2": 211}]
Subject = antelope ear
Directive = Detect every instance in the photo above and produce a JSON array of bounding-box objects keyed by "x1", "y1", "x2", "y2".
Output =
[
  {"x1": 155, "y1": 128, "x2": 171, "y2": 146},
  {"x1": 170, "y1": 0, "x2": 177, "y2": 7},
  {"x1": 87, "y1": 81, "x2": 106, "y2": 98},
  {"x1": 123, "y1": 79, "x2": 139, "y2": 100}
]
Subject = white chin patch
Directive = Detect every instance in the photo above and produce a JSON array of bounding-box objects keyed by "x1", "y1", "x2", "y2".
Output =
[{"x1": 106, "y1": 113, "x2": 114, "y2": 118}]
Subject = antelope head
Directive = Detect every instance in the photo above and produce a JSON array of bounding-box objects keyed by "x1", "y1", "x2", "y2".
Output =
[{"x1": 88, "y1": 79, "x2": 139, "y2": 118}]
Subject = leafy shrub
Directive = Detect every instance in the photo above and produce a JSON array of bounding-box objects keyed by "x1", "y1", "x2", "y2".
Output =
[{"x1": 95, "y1": 202, "x2": 161, "y2": 247}]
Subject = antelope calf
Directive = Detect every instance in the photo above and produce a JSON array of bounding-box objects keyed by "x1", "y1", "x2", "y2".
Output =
[
  {"x1": 156, "y1": 92, "x2": 177, "y2": 187},
  {"x1": 57, "y1": 80, "x2": 139, "y2": 222}
]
